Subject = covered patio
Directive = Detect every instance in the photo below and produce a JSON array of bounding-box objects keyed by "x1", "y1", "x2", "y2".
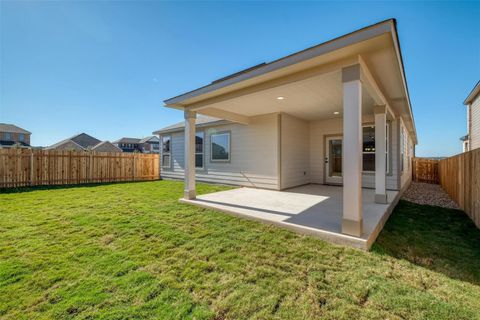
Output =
[
  {"x1": 161, "y1": 20, "x2": 416, "y2": 249},
  {"x1": 181, "y1": 184, "x2": 400, "y2": 250}
]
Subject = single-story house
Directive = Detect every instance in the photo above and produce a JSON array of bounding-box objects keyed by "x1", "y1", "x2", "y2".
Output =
[
  {"x1": 461, "y1": 80, "x2": 480, "y2": 152},
  {"x1": 154, "y1": 19, "x2": 416, "y2": 249}
]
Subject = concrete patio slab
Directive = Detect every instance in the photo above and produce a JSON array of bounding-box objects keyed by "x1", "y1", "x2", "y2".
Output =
[{"x1": 180, "y1": 184, "x2": 400, "y2": 250}]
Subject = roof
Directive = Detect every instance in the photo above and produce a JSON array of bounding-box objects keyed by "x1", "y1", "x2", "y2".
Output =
[
  {"x1": 0, "y1": 123, "x2": 31, "y2": 134},
  {"x1": 464, "y1": 80, "x2": 480, "y2": 105},
  {"x1": 161, "y1": 19, "x2": 416, "y2": 143},
  {"x1": 139, "y1": 136, "x2": 159, "y2": 143},
  {"x1": 91, "y1": 141, "x2": 123, "y2": 152},
  {"x1": 153, "y1": 116, "x2": 226, "y2": 135},
  {"x1": 113, "y1": 137, "x2": 142, "y2": 144},
  {"x1": 46, "y1": 133, "x2": 100, "y2": 150}
]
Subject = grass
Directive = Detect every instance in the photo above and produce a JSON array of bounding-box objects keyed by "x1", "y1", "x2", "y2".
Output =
[{"x1": 0, "y1": 180, "x2": 479, "y2": 319}]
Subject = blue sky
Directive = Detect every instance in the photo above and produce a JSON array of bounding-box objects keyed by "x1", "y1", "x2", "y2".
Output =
[{"x1": 1, "y1": 1, "x2": 479, "y2": 156}]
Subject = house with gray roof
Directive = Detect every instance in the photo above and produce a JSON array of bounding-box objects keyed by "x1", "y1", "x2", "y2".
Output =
[{"x1": 46, "y1": 133, "x2": 121, "y2": 152}]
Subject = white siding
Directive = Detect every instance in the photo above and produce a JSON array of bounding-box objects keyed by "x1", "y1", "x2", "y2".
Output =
[
  {"x1": 160, "y1": 113, "x2": 279, "y2": 189},
  {"x1": 399, "y1": 118, "x2": 413, "y2": 190},
  {"x1": 309, "y1": 116, "x2": 400, "y2": 190},
  {"x1": 280, "y1": 114, "x2": 310, "y2": 189},
  {"x1": 470, "y1": 94, "x2": 480, "y2": 150}
]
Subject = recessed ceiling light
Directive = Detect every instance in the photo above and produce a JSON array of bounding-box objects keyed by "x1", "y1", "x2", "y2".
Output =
[
  {"x1": 276, "y1": 96, "x2": 285, "y2": 100},
  {"x1": 333, "y1": 111, "x2": 340, "y2": 115}
]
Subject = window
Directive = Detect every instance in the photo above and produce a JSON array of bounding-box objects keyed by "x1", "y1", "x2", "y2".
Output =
[
  {"x1": 211, "y1": 132, "x2": 230, "y2": 161},
  {"x1": 195, "y1": 132, "x2": 204, "y2": 168},
  {"x1": 400, "y1": 126, "x2": 404, "y2": 172},
  {"x1": 5, "y1": 133, "x2": 11, "y2": 141},
  {"x1": 162, "y1": 136, "x2": 171, "y2": 167},
  {"x1": 362, "y1": 124, "x2": 389, "y2": 173},
  {"x1": 19, "y1": 133, "x2": 25, "y2": 142}
]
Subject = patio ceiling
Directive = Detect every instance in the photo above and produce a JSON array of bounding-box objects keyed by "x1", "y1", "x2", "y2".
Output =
[{"x1": 193, "y1": 70, "x2": 376, "y2": 121}]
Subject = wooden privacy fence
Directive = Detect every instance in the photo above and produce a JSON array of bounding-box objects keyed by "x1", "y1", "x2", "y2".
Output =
[
  {"x1": 439, "y1": 148, "x2": 480, "y2": 228},
  {"x1": 0, "y1": 149, "x2": 160, "y2": 188},
  {"x1": 412, "y1": 157, "x2": 439, "y2": 183}
]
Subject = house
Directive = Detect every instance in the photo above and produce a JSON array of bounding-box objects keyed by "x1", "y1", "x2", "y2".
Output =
[
  {"x1": 154, "y1": 19, "x2": 416, "y2": 249},
  {"x1": 0, "y1": 123, "x2": 31, "y2": 148},
  {"x1": 113, "y1": 138, "x2": 142, "y2": 153},
  {"x1": 113, "y1": 137, "x2": 160, "y2": 153},
  {"x1": 139, "y1": 136, "x2": 160, "y2": 153},
  {"x1": 461, "y1": 80, "x2": 480, "y2": 152},
  {"x1": 46, "y1": 133, "x2": 122, "y2": 152}
]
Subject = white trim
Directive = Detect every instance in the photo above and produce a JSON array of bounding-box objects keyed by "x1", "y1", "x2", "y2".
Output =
[
  {"x1": 210, "y1": 132, "x2": 231, "y2": 162},
  {"x1": 362, "y1": 124, "x2": 389, "y2": 173},
  {"x1": 161, "y1": 135, "x2": 171, "y2": 168}
]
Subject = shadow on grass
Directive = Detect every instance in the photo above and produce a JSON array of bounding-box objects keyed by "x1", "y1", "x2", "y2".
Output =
[
  {"x1": 373, "y1": 200, "x2": 480, "y2": 285},
  {"x1": 0, "y1": 180, "x2": 160, "y2": 194}
]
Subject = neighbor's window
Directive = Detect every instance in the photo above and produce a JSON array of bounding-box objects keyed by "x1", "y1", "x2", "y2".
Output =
[
  {"x1": 211, "y1": 132, "x2": 230, "y2": 161},
  {"x1": 5, "y1": 133, "x2": 11, "y2": 141},
  {"x1": 18, "y1": 133, "x2": 25, "y2": 142},
  {"x1": 162, "y1": 135, "x2": 171, "y2": 167},
  {"x1": 362, "y1": 124, "x2": 389, "y2": 172},
  {"x1": 195, "y1": 132, "x2": 204, "y2": 168}
]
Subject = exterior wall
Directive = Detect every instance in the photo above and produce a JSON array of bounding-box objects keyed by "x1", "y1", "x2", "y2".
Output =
[
  {"x1": 470, "y1": 94, "x2": 480, "y2": 150},
  {"x1": 280, "y1": 114, "x2": 310, "y2": 189},
  {"x1": 0, "y1": 132, "x2": 31, "y2": 145},
  {"x1": 399, "y1": 118, "x2": 414, "y2": 190},
  {"x1": 160, "y1": 113, "x2": 279, "y2": 189},
  {"x1": 309, "y1": 115, "x2": 400, "y2": 190}
]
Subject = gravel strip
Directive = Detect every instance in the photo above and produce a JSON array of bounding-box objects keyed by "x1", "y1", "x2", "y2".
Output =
[{"x1": 402, "y1": 181, "x2": 460, "y2": 210}]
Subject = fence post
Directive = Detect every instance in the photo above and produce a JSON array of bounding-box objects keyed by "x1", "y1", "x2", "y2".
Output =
[
  {"x1": 133, "y1": 154, "x2": 136, "y2": 181},
  {"x1": 30, "y1": 150, "x2": 34, "y2": 186}
]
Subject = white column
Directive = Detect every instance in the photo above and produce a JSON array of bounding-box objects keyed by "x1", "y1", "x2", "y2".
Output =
[
  {"x1": 342, "y1": 64, "x2": 363, "y2": 237},
  {"x1": 184, "y1": 110, "x2": 196, "y2": 199},
  {"x1": 374, "y1": 105, "x2": 388, "y2": 204}
]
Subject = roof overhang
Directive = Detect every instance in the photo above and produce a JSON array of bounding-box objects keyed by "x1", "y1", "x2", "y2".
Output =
[
  {"x1": 163, "y1": 19, "x2": 417, "y2": 143},
  {"x1": 464, "y1": 80, "x2": 480, "y2": 105}
]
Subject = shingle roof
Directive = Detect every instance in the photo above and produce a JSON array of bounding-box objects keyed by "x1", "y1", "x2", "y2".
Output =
[
  {"x1": 153, "y1": 116, "x2": 226, "y2": 134},
  {"x1": 113, "y1": 137, "x2": 142, "y2": 144},
  {"x1": 91, "y1": 141, "x2": 123, "y2": 152},
  {"x1": 0, "y1": 123, "x2": 31, "y2": 134},
  {"x1": 46, "y1": 133, "x2": 100, "y2": 150},
  {"x1": 139, "y1": 136, "x2": 159, "y2": 143}
]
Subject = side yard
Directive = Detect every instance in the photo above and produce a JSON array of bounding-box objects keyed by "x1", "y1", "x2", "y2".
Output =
[{"x1": 0, "y1": 180, "x2": 479, "y2": 319}]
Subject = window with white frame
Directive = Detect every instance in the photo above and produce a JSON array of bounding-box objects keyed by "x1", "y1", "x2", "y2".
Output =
[
  {"x1": 400, "y1": 126, "x2": 404, "y2": 172},
  {"x1": 162, "y1": 135, "x2": 171, "y2": 168},
  {"x1": 195, "y1": 132, "x2": 204, "y2": 168},
  {"x1": 19, "y1": 133, "x2": 25, "y2": 142},
  {"x1": 362, "y1": 124, "x2": 389, "y2": 173},
  {"x1": 211, "y1": 132, "x2": 230, "y2": 161}
]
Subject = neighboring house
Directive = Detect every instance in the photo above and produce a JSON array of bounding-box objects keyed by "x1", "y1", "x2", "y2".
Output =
[
  {"x1": 462, "y1": 80, "x2": 480, "y2": 152},
  {"x1": 139, "y1": 136, "x2": 160, "y2": 153},
  {"x1": 113, "y1": 138, "x2": 143, "y2": 153},
  {"x1": 46, "y1": 133, "x2": 121, "y2": 152},
  {"x1": 0, "y1": 123, "x2": 31, "y2": 148},
  {"x1": 154, "y1": 19, "x2": 416, "y2": 243},
  {"x1": 113, "y1": 137, "x2": 160, "y2": 153}
]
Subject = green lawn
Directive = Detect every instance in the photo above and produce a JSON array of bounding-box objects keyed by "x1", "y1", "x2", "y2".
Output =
[{"x1": 1, "y1": 181, "x2": 479, "y2": 319}]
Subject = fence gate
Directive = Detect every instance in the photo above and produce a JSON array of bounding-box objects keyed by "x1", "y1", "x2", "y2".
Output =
[{"x1": 412, "y1": 157, "x2": 439, "y2": 184}]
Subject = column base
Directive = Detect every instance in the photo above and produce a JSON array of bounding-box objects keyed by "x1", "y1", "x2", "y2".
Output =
[
  {"x1": 375, "y1": 193, "x2": 388, "y2": 204},
  {"x1": 342, "y1": 218, "x2": 363, "y2": 237},
  {"x1": 184, "y1": 189, "x2": 196, "y2": 200}
]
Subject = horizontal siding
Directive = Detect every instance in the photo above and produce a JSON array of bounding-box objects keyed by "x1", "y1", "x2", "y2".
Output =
[
  {"x1": 161, "y1": 113, "x2": 279, "y2": 189},
  {"x1": 281, "y1": 114, "x2": 310, "y2": 189},
  {"x1": 470, "y1": 95, "x2": 480, "y2": 150}
]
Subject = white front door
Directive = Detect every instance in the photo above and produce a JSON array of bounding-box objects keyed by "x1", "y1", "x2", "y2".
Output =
[{"x1": 325, "y1": 136, "x2": 343, "y2": 184}]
